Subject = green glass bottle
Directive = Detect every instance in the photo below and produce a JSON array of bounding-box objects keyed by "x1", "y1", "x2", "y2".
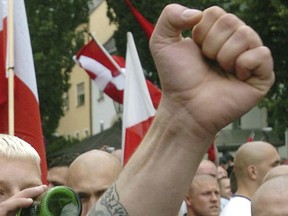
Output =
[{"x1": 17, "y1": 186, "x2": 82, "y2": 216}]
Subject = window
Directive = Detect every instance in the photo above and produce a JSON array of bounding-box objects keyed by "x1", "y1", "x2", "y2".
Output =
[
  {"x1": 63, "y1": 92, "x2": 69, "y2": 111},
  {"x1": 76, "y1": 82, "x2": 85, "y2": 106}
]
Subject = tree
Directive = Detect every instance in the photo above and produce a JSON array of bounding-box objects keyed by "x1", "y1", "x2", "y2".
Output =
[
  {"x1": 25, "y1": 0, "x2": 92, "y2": 142},
  {"x1": 106, "y1": 0, "x2": 288, "y2": 139}
]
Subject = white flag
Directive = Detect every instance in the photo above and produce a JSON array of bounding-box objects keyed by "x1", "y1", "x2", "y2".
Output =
[{"x1": 122, "y1": 32, "x2": 156, "y2": 165}]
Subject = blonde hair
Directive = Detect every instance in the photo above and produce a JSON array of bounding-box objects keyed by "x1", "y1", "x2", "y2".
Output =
[{"x1": 0, "y1": 134, "x2": 40, "y2": 167}]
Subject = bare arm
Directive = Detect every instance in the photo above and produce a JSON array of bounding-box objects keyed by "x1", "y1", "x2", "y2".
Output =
[{"x1": 88, "y1": 4, "x2": 274, "y2": 216}]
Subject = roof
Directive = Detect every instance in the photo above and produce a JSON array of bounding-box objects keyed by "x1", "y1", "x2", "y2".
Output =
[
  {"x1": 50, "y1": 120, "x2": 122, "y2": 157},
  {"x1": 50, "y1": 123, "x2": 284, "y2": 157}
]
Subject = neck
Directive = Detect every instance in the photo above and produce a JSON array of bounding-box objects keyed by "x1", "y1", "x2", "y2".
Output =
[{"x1": 235, "y1": 182, "x2": 258, "y2": 199}]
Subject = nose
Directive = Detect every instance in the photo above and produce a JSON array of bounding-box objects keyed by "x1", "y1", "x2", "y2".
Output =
[
  {"x1": 81, "y1": 196, "x2": 99, "y2": 216},
  {"x1": 210, "y1": 192, "x2": 219, "y2": 202}
]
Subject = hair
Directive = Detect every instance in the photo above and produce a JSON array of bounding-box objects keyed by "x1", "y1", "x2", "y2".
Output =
[
  {"x1": 47, "y1": 153, "x2": 80, "y2": 169},
  {"x1": 224, "y1": 153, "x2": 234, "y2": 162},
  {"x1": 0, "y1": 134, "x2": 40, "y2": 166},
  {"x1": 229, "y1": 170, "x2": 238, "y2": 194}
]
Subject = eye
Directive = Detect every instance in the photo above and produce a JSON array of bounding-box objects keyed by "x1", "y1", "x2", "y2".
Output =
[
  {"x1": 0, "y1": 189, "x2": 7, "y2": 202},
  {"x1": 202, "y1": 192, "x2": 210, "y2": 196},
  {"x1": 77, "y1": 193, "x2": 89, "y2": 203},
  {"x1": 96, "y1": 189, "x2": 106, "y2": 198},
  {"x1": 48, "y1": 181, "x2": 63, "y2": 187}
]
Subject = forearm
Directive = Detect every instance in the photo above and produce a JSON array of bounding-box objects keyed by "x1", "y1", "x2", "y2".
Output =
[{"x1": 88, "y1": 100, "x2": 215, "y2": 216}]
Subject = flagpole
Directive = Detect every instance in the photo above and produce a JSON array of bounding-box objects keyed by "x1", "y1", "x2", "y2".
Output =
[
  {"x1": 7, "y1": 0, "x2": 15, "y2": 135},
  {"x1": 89, "y1": 32, "x2": 125, "y2": 76}
]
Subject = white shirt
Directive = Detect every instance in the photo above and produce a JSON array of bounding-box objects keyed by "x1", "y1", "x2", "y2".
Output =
[
  {"x1": 220, "y1": 196, "x2": 251, "y2": 216},
  {"x1": 220, "y1": 197, "x2": 230, "y2": 210}
]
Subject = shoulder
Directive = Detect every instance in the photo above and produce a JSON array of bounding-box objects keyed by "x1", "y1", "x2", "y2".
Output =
[{"x1": 220, "y1": 197, "x2": 251, "y2": 216}]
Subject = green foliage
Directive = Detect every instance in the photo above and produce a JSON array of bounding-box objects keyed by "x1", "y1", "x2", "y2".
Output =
[
  {"x1": 25, "y1": 0, "x2": 91, "y2": 142},
  {"x1": 106, "y1": 0, "x2": 288, "y2": 139}
]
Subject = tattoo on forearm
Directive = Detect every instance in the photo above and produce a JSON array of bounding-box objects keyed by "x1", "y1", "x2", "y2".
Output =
[{"x1": 87, "y1": 183, "x2": 129, "y2": 216}]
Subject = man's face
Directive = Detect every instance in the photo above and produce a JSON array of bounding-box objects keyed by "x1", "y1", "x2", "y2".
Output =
[
  {"x1": 0, "y1": 157, "x2": 41, "y2": 202},
  {"x1": 186, "y1": 176, "x2": 220, "y2": 216},
  {"x1": 67, "y1": 166, "x2": 117, "y2": 216},
  {"x1": 219, "y1": 178, "x2": 232, "y2": 199},
  {"x1": 47, "y1": 166, "x2": 69, "y2": 188}
]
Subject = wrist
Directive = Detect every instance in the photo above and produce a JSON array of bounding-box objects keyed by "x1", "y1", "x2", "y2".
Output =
[{"x1": 154, "y1": 97, "x2": 217, "y2": 150}]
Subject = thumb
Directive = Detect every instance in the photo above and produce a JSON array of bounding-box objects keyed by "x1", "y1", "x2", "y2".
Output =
[{"x1": 150, "y1": 4, "x2": 202, "y2": 48}]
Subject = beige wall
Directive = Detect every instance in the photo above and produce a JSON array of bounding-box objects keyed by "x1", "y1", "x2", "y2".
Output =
[
  {"x1": 56, "y1": 0, "x2": 117, "y2": 140},
  {"x1": 56, "y1": 65, "x2": 91, "y2": 140},
  {"x1": 89, "y1": 1, "x2": 117, "y2": 44}
]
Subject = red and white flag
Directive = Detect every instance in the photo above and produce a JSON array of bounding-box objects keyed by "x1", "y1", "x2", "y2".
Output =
[
  {"x1": 122, "y1": 32, "x2": 156, "y2": 165},
  {"x1": 0, "y1": 0, "x2": 47, "y2": 182},
  {"x1": 75, "y1": 39, "x2": 162, "y2": 109},
  {"x1": 75, "y1": 39, "x2": 126, "y2": 104}
]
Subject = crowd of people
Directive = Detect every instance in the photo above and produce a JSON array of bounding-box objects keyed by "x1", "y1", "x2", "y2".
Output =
[
  {"x1": 0, "y1": 2, "x2": 285, "y2": 216},
  {"x1": 1, "y1": 136, "x2": 286, "y2": 216}
]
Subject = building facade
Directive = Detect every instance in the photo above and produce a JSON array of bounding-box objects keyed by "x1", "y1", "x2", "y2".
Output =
[{"x1": 56, "y1": 0, "x2": 119, "y2": 140}]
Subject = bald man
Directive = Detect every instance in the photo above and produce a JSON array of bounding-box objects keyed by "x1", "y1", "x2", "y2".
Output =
[
  {"x1": 251, "y1": 175, "x2": 288, "y2": 216},
  {"x1": 196, "y1": 159, "x2": 218, "y2": 177},
  {"x1": 220, "y1": 141, "x2": 280, "y2": 216},
  {"x1": 185, "y1": 174, "x2": 221, "y2": 216},
  {"x1": 180, "y1": 159, "x2": 218, "y2": 215},
  {"x1": 67, "y1": 150, "x2": 122, "y2": 216}
]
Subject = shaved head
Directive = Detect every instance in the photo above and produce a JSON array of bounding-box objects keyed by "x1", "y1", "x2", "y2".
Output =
[
  {"x1": 252, "y1": 175, "x2": 288, "y2": 216},
  {"x1": 68, "y1": 150, "x2": 122, "y2": 180},
  {"x1": 196, "y1": 159, "x2": 217, "y2": 178},
  {"x1": 234, "y1": 141, "x2": 280, "y2": 183},
  {"x1": 67, "y1": 150, "x2": 122, "y2": 216}
]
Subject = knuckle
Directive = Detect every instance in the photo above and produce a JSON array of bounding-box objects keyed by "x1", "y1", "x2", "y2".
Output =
[{"x1": 218, "y1": 13, "x2": 243, "y2": 29}]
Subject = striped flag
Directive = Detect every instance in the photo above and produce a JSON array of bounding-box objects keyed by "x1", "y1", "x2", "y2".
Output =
[
  {"x1": 122, "y1": 32, "x2": 156, "y2": 165},
  {"x1": 75, "y1": 39, "x2": 126, "y2": 104},
  {"x1": 74, "y1": 39, "x2": 162, "y2": 109},
  {"x1": 0, "y1": 0, "x2": 47, "y2": 182}
]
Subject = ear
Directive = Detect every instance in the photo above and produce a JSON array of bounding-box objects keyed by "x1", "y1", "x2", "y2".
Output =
[
  {"x1": 247, "y1": 165, "x2": 257, "y2": 180},
  {"x1": 185, "y1": 193, "x2": 192, "y2": 206}
]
